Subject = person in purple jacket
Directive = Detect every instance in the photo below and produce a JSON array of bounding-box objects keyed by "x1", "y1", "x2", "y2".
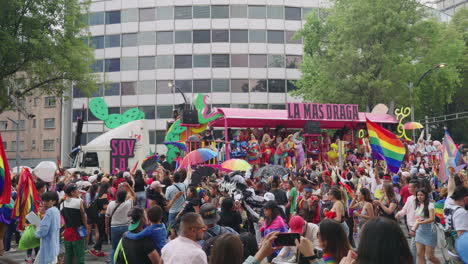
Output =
[{"x1": 259, "y1": 201, "x2": 288, "y2": 261}]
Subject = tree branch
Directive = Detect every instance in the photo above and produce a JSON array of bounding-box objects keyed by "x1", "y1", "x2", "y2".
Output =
[{"x1": 17, "y1": 76, "x2": 67, "y2": 97}]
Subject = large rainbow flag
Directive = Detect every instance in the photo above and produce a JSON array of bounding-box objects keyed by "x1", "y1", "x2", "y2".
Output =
[
  {"x1": 438, "y1": 129, "x2": 466, "y2": 182},
  {"x1": 366, "y1": 118, "x2": 406, "y2": 173},
  {"x1": 12, "y1": 168, "x2": 40, "y2": 231},
  {"x1": 0, "y1": 133, "x2": 12, "y2": 204}
]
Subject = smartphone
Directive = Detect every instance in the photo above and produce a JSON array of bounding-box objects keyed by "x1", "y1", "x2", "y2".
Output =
[{"x1": 274, "y1": 233, "x2": 300, "y2": 247}]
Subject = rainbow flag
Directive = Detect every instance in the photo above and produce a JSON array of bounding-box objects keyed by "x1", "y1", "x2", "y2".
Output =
[
  {"x1": 438, "y1": 129, "x2": 466, "y2": 182},
  {"x1": 434, "y1": 199, "x2": 445, "y2": 225},
  {"x1": 12, "y1": 168, "x2": 40, "y2": 231},
  {"x1": 366, "y1": 118, "x2": 405, "y2": 173},
  {"x1": 0, "y1": 133, "x2": 12, "y2": 204}
]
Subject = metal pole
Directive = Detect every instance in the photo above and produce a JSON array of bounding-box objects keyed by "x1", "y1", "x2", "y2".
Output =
[
  {"x1": 409, "y1": 83, "x2": 415, "y2": 141},
  {"x1": 16, "y1": 108, "x2": 20, "y2": 169},
  {"x1": 425, "y1": 115, "x2": 430, "y2": 135}
]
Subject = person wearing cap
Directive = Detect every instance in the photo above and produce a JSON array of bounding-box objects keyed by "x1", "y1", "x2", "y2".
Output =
[
  {"x1": 114, "y1": 207, "x2": 162, "y2": 264},
  {"x1": 200, "y1": 203, "x2": 238, "y2": 244}
]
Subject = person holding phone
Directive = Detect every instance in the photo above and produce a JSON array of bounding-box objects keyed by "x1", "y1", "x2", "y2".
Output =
[{"x1": 259, "y1": 201, "x2": 288, "y2": 261}]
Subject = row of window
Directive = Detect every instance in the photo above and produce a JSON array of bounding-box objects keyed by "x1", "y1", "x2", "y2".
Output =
[
  {"x1": 88, "y1": 30, "x2": 301, "y2": 48},
  {"x1": 2, "y1": 140, "x2": 55, "y2": 152},
  {"x1": 0, "y1": 118, "x2": 56, "y2": 131},
  {"x1": 91, "y1": 54, "x2": 302, "y2": 72},
  {"x1": 73, "y1": 78, "x2": 298, "y2": 98},
  {"x1": 86, "y1": 5, "x2": 317, "y2": 25}
]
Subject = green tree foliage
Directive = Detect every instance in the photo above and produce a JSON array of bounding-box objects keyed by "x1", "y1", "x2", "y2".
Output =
[
  {"x1": 295, "y1": 0, "x2": 465, "y2": 115},
  {"x1": 0, "y1": 0, "x2": 98, "y2": 112}
]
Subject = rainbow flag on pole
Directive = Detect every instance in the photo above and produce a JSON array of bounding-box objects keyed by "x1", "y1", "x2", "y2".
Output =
[
  {"x1": 438, "y1": 129, "x2": 466, "y2": 182},
  {"x1": 12, "y1": 168, "x2": 40, "y2": 231},
  {"x1": 366, "y1": 118, "x2": 406, "y2": 173},
  {"x1": 0, "y1": 133, "x2": 12, "y2": 204}
]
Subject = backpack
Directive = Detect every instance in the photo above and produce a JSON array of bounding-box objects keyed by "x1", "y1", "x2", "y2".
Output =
[
  {"x1": 202, "y1": 226, "x2": 228, "y2": 257},
  {"x1": 85, "y1": 196, "x2": 99, "y2": 219}
]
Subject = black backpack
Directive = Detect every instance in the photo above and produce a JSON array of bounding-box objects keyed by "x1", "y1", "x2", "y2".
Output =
[
  {"x1": 85, "y1": 197, "x2": 99, "y2": 219},
  {"x1": 202, "y1": 227, "x2": 228, "y2": 257}
]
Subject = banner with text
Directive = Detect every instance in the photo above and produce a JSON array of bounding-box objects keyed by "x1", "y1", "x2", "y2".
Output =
[
  {"x1": 287, "y1": 103, "x2": 360, "y2": 121},
  {"x1": 110, "y1": 138, "x2": 136, "y2": 173}
]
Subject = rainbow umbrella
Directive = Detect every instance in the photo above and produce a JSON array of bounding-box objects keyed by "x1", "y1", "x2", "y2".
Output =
[
  {"x1": 404, "y1": 122, "x2": 423, "y2": 130},
  {"x1": 221, "y1": 159, "x2": 252, "y2": 171},
  {"x1": 163, "y1": 141, "x2": 187, "y2": 152},
  {"x1": 179, "y1": 148, "x2": 217, "y2": 168},
  {"x1": 12, "y1": 168, "x2": 40, "y2": 231}
]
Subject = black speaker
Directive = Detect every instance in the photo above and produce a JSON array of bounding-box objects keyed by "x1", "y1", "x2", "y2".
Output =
[
  {"x1": 182, "y1": 110, "x2": 199, "y2": 124},
  {"x1": 304, "y1": 121, "x2": 321, "y2": 134}
]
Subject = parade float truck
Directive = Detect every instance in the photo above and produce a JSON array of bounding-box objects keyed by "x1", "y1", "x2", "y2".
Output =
[{"x1": 73, "y1": 119, "x2": 150, "y2": 174}]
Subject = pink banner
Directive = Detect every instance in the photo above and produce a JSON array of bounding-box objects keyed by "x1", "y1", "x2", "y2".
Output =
[{"x1": 287, "y1": 103, "x2": 359, "y2": 121}]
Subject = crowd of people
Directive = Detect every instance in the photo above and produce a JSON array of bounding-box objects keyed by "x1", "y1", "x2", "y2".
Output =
[{"x1": 0, "y1": 130, "x2": 467, "y2": 264}]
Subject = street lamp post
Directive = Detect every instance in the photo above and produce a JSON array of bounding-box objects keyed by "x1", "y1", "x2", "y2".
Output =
[{"x1": 408, "y1": 63, "x2": 446, "y2": 140}]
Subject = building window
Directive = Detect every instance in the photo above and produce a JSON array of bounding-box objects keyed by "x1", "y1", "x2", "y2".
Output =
[
  {"x1": 139, "y1": 8, "x2": 155, "y2": 21},
  {"x1": 43, "y1": 140, "x2": 54, "y2": 151},
  {"x1": 2, "y1": 141, "x2": 7, "y2": 150},
  {"x1": 268, "y1": 79, "x2": 286, "y2": 93},
  {"x1": 211, "y1": 5, "x2": 229, "y2": 19},
  {"x1": 108, "y1": 107, "x2": 120, "y2": 115},
  {"x1": 249, "y1": 6, "x2": 266, "y2": 19},
  {"x1": 175, "y1": 80, "x2": 192, "y2": 93},
  {"x1": 174, "y1": 55, "x2": 192, "y2": 68},
  {"x1": 285, "y1": 7, "x2": 302, "y2": 20},
  {"x1": 193, "y1": 55, "x2": 211, "y2": 68},
  {"x1": 212, "y1": 54, "x2": 229, "y2": 68},
  {"x1": 138, "y1": 31, "x2": 156, "y2": 45},
  {"x1": 13, "y1": 120, "x2": 26, "y2": 130},
  {"x1": 104, "y1": 83, "x2": 121, "y2": 96},
  {"x1": 73, "y1": 86, "x2": 86, "y2": 98},
  {"x1": 193, "y1": 6, "x2": 210, "y2": 18},
  {"x1": 105, "y1": 58, "x2": 120, "y2": 72},
  {"x1": 122, "y1": 33, "x2": 138, "y2": 47},
  {"x1": 270, "y1": 104, "x2": 286, "y2": 109},
  {"x1": 91, "y1": 85, "x2": 104, "y2": 97},
  {"x1": 249, "y1": 54, "x2": 267, "y2": 68},
  {"x1": 157, "y1": 31, "x2": 173, "y2": 45},
  {"x1": 12, "y1": 141, "x2": 25, "y2": 152},
  {"x1": 212, "y1": 79, "x2": 230, "y2": 92},
  {"x1": 268, "y1": 30, "x2": 284, "y2": 44},
  {"x1": 44, "y1": 97, "x2": 56, "y2": 107},
  {"x1": 157, "y1": 80, "x2": 173, "y2": 94},
  {"x1": 230, "y1": 30, "x2": 248, "y2": 43},
  {"x1": 89, "y1": 12, "x2": 105, "y2": 25},
  {"x1": 105, "y1": 34, "x2": 120, "y2": 48},
  {"x1": 157, "y1": 106, "x2": 174, "y2": 119},
  {"x1": 120, "y1": 57, "x2": 138, "y2": 71},
  {"x1": 268, "y1": 55, "x2": 285, "y2": 68},
  {"x1": 105, "y1": 11, "x2": 121, "y2": 24},
  {"x1": 138, "y1": 80, "x2": 156, "y2": 94},
  {"x1": 303, "y1": 8, "x2": 317, "y2": 18},
  {"x1": 231, "y1": 104, "x2": 249, "y2": 108},
  {"x1": 121, "y1": 8, "x2": 138, "y2": 23},
  {"x1": 121, "y1": 82, "x2": 137, "y2": 95},
  {"x1": 139, "y1": 106, "x2": 155, "y2": 119},
  {"x1": 175, "y1": 6, "x2": 192, "y2": 19},
  {"x1": 72, "y1": 109, "x2": 87, "y2": 122},
  {"x1": 193, "y1": 30, "x2": 210, "y2": 43},
  {"x1": 251, "y1": 104, "x2": 268, "y2": 109},
  {"x1": 249, "y1": 30, "x2": 266, "y2": 43},
  {"x1": 31, "y1": 140, "x2": 36, "y2": 149},
  {"x1": 32, "y1": 119, "x2": 36, "y2": 128},
  {"x1": 44, "y1": 118, "x2": 55, "y2": 129},
  {"x1": 33, "y1": 97, "x2": 40, "y2": 107},
  {"x1": 267, "y1": 6, "x2": 284, "y2": 19},
  {"x1": 156, "y1": 55, "x2": 174, "y2": 69},
  {"x1": 149, "y1": 130, "x2": 156, "y2": 144},
  {"x1": 91, "y1": 59, "x2": 103, "y2": 72},
  {"x1": 175, "y1": 30, "x2": 192, "y2": 43},
  {"x1": 286, "y1": 31, "x2": 302, "y2": 44},
  {"x1": 0, "y1": 121, "x2": 7, "y2": 131},
  {"x1": 156, "y1": 7, "x2": 173, "y2": 20},
  {"x1": 139, "y1": 56, "x2": 156, "y2": 70},
  {"x1": 231, "y1": 79, "x2": 249, "y2": 93},
  {"x1": 212, "y1": 30, "x2": 229, "y2": 42},
  {"x1": 230, "y1": 5, "x2": 247, "y2": 18},
  {"x1": 90, "y1": 36, "x2": 104, "y2": 49},
  {"x1": 250, "y1": 79, "x2": 267, "y2": 92},
  {"x1": 156, "y1": 130, "x2": 166, "y2": 144},
  {"x1": 287, "y1": 80, "x2": 298, "y2": 92},
  {"x1": 286, "y1": 55, "x2": 302, "y2": 69},
  {"x1": 193, "y1": 79, "x2": 211, "y2": 93},
  {"x1": 231, "y1": 54, "x2": 248, "y2": 67}
]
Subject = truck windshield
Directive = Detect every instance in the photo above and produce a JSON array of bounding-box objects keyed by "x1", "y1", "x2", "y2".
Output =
[{"x1": 83, "y1": 152, "x2": 99, "y2": 167}]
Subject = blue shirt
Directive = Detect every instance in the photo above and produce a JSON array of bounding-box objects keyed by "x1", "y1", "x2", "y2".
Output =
[
  {"x1": 126, "y1": 223, "x2": 167, "y2": 254},
  {"x1": 35, "y1": 207, "x2": 61, "y2": 264}
]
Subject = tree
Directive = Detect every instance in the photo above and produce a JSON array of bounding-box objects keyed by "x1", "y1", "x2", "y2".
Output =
[
  {"x1": 294, "y1": 0, "x2": 464, "y2": 113},
  {"x1": 0, "y1": 0, "x2": 98, "y2": 112}
]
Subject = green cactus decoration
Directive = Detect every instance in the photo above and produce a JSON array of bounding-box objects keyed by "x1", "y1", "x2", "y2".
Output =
[{"x1": 89, "y1": 98, "x2": 145, "y2": 129}]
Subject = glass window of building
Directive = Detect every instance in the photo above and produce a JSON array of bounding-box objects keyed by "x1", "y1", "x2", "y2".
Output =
[
  {"x1": 193, "y1": 55, "x2": 211, "y2": 67},
  {"x1": 139, "y1": 8, "x2": 155, "y2": 21},
  {"x1": 138, "y1": 80, "x2": 156, "y2": 94},
  {"x1": 268, "y1": 79, "x2": 286, "y2": 93},
  {"x1": 121, "y1": 8, "x2": 138, "y2": 22},
  {"x1": 120, "y1": 57, "x2": 138, "y2": 71},
  {"x1": 285, "y1": 7, "x2": 302, "y2": 20},
  {"x1": 231, "y1": 54, "x2": 248, "y2": 67},
  {"x1": 91, "y1": 85, "x2": 104, "y2": 97},
  {"x1": 156, "y1": 80, "x2": 172, "y2": 94},
  {"x1": 270, "y1": 104, "x2": 286, "y2": 109},
  {"x1": 230, "y1": 30, "x2": 248, "y2": 43},
  {"x1": 193, "y1": 79, "x2": 211, "y2": 93},
  {"x1": 138, "y1": 31, "x2": 156, "y2": 45},
  {"x1": 268, "y1": 54, "x2": 285, "y2": 68},
  {"x1": 249, "y1": 30, "x2": 266, "y2": 43},
  {"x1": 44, "y1": 118, "x2": 55, "y2": 129},
  {"x1": 231, "y1": 104, "x2": 249, "y2": 108},
  {"x1": 43, "y1": 140, "x2": 54, "y2": 150},
  {"x1": 231, "y1": 79, "x2": 249, "y2": 93},
  {"x1": 175, "y1": 30, "x2": 192, "y2": 43},
  {"x1": 249, "y1": 54, "x2": 267, "y2": 68},
  {"x1": 193, "y1": 6, "x2": 210, "y2": 18},
  {"x1": 104, "y1": 83, "x2": 120, "y2": 96},
  {"x1": 212, "y1": 30, "x2": 229, "y2": 42},
  {"x1": 90, "y1": 60, "x2": 104, "y2": 73},
  {"x1": 251, "y1": 104, "x2": 268, "y2": 109},
  {"x1": 139, "y1": 106, "x2": 155, "y2": 119},
  {"x1": 174, "y1": 55, "x2": 192, "y2": 68},
  {"x1": 212, "y1": 5, "x2": 229, "y2": 18},
  {"x1": 105, "y1": 58, "x2": 120, "y2": 72},
  {"x1": 212, "y1": 79, "x2": 230, "y2": 92},
  {"x1": 249, "y1": 6, "x2": 266, "y2": 19},
  {"x1": 149, "y1": 130, "x2": 156, "y2": 144},
  {"x1": 212, "y1": 54, "x2": 229, "y2": 68},
  {"x1": 157, "y1": 31, "x2": 173, "y2": 44},
  {"x1": 87, "y1": 109, "x2": 99, "y2": 121},
  {"x1": 122, "y1": 33, "x2": 138, "y2": 47},
  {"x1": 287, "y1": 80, "x2": 298, "y2": 92},
  {"x1": 230, "y1": 5, "x2": 247, "y2": 18},
  {"x1": 156, "y1": 55, "x2": 174, "y2": 69},
  {"x1": 267, "y1": 6, "x2": 284, "y2": 19},
  {"x1": 90, "y1": 36, "x2": 104, "y2": 49},
  {"x1": 286, "y1": 31, "x2": 302, "y2": 44},
  {"x1": 89, "y1": 12, "x2": 105, "y2": 25},
  {"x1": 156, "y1": 7, "x2": 173, "y2": 20},
  {"x1": 175, "y1": 80, "x2": 192, "y2": 93},
  {"x1": 109, "y1": 107, "x2": 120, "y2": 114},
  {"x1": 106, "y1": 11, "x2": 121, "y2": 24},
  {"x1": 250, "y1": 79, "x2": 267, "y2": 92},
  {"x1": 73, "y1": 86, "x2": 86, "y2": 98},
  {"x1": 286, "y1": 55, "x2": 302, "y2": 68},
  {"x1": 193, "y1": 30, "x2": 210, "y2": 43},
  {"x1": 303, "y1": 8, "x2": 317, "y2": 18},
  {"x1": 44, "y1": 97, "x2": 56, "y2": 107},
  {"x1": 139, "y1": 56, "x2": 155, "y2": 70},
  {"x1": 157, "y1": 106, "x2": 174, "y2": 119},
  {"x1": 267, "y1": 30, "x2": 284, "y2": 44},
  {"x1": 175, "y1": 6, "x2": 192, "y2": 19},
  {"x1": 121, "y1": 82, "x2": 137, "y2": 95},
  {"x1": 72, "y1": 109, "x2": 87, "y2": 121},
  {"x1": 105, "y1": 34, "x2": 120, "y2": 48},
  {"x1": 155, "y1": 131, "x2": 166, "y2": 144}
]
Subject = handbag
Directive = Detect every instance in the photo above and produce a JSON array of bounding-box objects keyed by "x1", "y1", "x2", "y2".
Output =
[{"x1": 18, "y1": 225, "x2": 40, "y2": 250}]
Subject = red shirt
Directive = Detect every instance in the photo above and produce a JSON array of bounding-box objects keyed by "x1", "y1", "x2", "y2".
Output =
[{"x1": 400, "y1": 184, "x2": 410, "y2": 204}]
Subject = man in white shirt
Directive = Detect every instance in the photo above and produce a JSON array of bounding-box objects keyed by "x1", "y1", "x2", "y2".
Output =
[
  {"x1": 162, "y1": 213, "x2": 208, "y2": 264},
  {"x1": 396, "y1": 180, "x2": 419, "y2": 263}
]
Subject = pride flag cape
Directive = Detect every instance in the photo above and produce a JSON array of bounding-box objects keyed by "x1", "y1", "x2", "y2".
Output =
[
  {"x1": 434, "y1": 199, "x2": 445, "y2": 225},
  {"x1": 438, "y1": 129, "x2": 466, "y2": 182},
  {"x1": 366, "y1": 118, "x2": 405, "y2": 173},
  {"x1": 0, "y1": 133, "x2": 12, "y2": 204},
  {"x1": 12, "y1": 168, "x2": 40, "y2": 231}
]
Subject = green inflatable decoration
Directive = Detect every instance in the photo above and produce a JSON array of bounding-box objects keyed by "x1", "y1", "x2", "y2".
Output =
[{"x1": 89, "y1": 98, "x2": 145, "y2": 129}]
